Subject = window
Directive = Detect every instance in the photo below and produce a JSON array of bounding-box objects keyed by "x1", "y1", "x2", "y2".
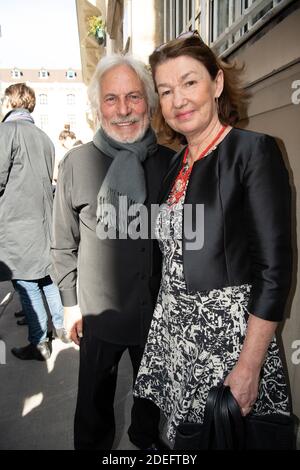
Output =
[
  {"x1": 39, "y1": 69, "x2": 49, "y2": 79},
  {"x1": 11, "y1": 68, "x2": 23, "y2": 78},
  {"x1": 66, "y1": 69, "x2": 77, "y2": 79},
  {"x1": 39, "y1": 115, "x2": 48, "y2": 130},
  {"x1": 66, "y1": 94, "x2": 75, "y2": 105},
  {"x1": 163, "y1": 0, "x2": 202, "y2": 42},
  {"x1": 39, "y1": 94, "x2": 48, "y2": 105},
  {"x1": 160, "y1": 0, "x2": 292, "y2": 56},
  {"x1": 210, "y1": 0, "x2": 294, "y2": 56},
  {"x1": 67, "y1": 115, "x2": 76, "y2": 129}
]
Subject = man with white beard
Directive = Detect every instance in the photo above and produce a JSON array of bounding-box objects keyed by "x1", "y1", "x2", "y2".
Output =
[{"x1": 51, "y1": 55, "x2": 174, "y2": 450}]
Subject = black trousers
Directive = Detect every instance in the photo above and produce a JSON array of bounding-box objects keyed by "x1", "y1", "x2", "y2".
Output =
[{"x1": 74, "y1": 330, "x2": 160, "y2": 450}]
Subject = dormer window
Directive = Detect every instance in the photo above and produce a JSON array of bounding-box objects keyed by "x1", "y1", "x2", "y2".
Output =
[
  {"x1": 66, "y1": 69, "x2": 77, "y2": 79},
  {"x1": 11, "y1": 68, "x2": 23, "y2": 79},
  {"x1": 39, "y1": 68, "x2": 49, "y2": 79}
]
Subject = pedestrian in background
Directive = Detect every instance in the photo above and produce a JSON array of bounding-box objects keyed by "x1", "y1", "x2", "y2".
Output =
[
  {"x1": 53, "y1": 124, "x2": 77, "y2": 183},
  {"x1": 0, "y1": 83, "x2": 68, "y2": 361}
]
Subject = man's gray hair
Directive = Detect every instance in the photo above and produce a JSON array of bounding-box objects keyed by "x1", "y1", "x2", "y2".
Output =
[{"x1": 87, "y1": 54, "x2": 157, "y2": 120}]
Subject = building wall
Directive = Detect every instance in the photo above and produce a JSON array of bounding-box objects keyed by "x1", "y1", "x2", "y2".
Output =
[
  {"x1": 126, "y1": 0, "x2": 156, "y2": 63},
  {"x1": 75, "y1": 0, "x2": 106, "y2": 85},
  {"x1": 230, "y1": 6, "x2": 300, "y2": 419},
  {"x1": 0, "y1": 69, "x2": 93, "y2": 145}
]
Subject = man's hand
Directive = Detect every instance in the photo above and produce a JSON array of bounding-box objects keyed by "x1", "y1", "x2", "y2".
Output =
[{"x1": 64, "y1": 305, "x2": 83, "y2": 346}]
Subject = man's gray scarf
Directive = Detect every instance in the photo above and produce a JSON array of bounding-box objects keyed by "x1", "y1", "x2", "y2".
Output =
[
  {"x1": 93, "y1": 127, "x2": 158, "y2": 236},
  {"x1": 3, "y1": 108, "x2": 34, "y2": 123}
]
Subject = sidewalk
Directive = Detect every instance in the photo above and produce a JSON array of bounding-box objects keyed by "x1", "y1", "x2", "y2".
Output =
[
  {"x1": 1, "y1": 281, "x2": 298, "y2": 450},
  {"x1": 0, "y1": 281, "x2": 137, "y2": 450}
]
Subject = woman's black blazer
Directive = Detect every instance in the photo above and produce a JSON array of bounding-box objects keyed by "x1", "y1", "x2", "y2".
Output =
[{"x1": 159, "y1": 128, "x2": 292, "y2": 322}]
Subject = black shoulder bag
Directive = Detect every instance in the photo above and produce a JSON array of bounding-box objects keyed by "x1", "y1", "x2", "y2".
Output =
[{"x1": 174, "y1": 384, "x2": 296, "y2": 450}]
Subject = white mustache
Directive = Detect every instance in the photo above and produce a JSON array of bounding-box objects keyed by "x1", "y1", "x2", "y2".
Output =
[{"x1": 111, "y1": 118, "x2": 140, "y2": 125}]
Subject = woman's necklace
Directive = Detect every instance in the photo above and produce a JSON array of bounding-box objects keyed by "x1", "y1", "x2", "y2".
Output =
[{"x1": 168, "y1": 125, "x2": 228, "y2": 206}]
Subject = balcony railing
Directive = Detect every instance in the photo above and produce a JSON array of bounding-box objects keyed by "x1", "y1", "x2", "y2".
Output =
[
  {"x1": 163, "y1": 0, "x2": 202, "y2": 42},
  {"x1": 158, "y1": 0, "x2": 295, "y2": 58},
  {"x1": 210, "y1": 0, "x2": 295, "y2": 56}
]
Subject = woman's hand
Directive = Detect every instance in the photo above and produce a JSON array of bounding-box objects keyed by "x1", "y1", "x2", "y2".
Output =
[
  {"x1": 223, "y1": 313, "x2": 278, "y2": 416},
  {"x1": 224, "y1": 361, "x2": 260, "y2": 416}
]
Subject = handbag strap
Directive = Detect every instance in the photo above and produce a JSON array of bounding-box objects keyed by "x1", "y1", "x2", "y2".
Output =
[
  {"x1": 215, "y1": 385, "x2": 234, "y2": 449},
  {"x1": 212, "y1": 384, "x2": 246, "y2": 449},
  {"x1": 200, "y1": 386, "x2": 223, "y2": 448},
  {"x1": 224, "y1": 387, "x2": 246, "y2": 449}
]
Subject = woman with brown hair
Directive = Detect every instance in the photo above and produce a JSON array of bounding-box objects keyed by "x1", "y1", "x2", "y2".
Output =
[{"x1": 134, "y1": 31, "x2": 293, "y2": 446}]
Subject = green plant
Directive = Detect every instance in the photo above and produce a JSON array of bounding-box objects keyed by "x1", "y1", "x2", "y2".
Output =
[{"x1": 87, "y1": 15, "x2": 105, "y2": 37}]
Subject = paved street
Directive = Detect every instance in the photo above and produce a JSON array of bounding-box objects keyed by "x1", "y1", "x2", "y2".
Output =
[{"x1": 0, "y1": 281, "x2": 137, "y2": 450}]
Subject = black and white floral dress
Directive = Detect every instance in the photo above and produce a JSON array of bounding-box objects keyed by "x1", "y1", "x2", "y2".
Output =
[{"x1": 134, "y1": 157, "x2": 290, "y2": 443}]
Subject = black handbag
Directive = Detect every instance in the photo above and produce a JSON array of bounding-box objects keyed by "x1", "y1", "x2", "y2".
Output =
[{"x1": 174, "y1": 385, "x2": 296, "y2": 450}]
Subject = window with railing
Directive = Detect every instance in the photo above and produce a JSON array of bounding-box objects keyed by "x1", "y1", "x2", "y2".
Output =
[{"x1": 210, "y1": 0, "x2": 295, "y2": 56}]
